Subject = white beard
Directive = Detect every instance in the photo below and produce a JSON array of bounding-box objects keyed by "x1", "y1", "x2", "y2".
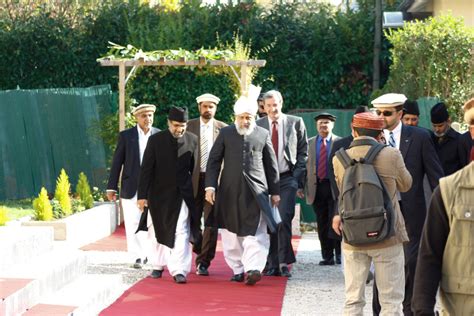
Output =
[{"x1": 235, "y1": 121, "x2": 256, "y2": 136}]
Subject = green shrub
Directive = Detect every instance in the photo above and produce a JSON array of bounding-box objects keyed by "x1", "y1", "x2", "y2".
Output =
[
  {"x1": 54, "y1": 169, "x2": 72, "y2": 216},
  {"x1": 383, "y1": 14, "x2": 474, "y2": 119},
  {"x1": 0, "y1": 206, "x2": 8, "y2": 225},
  {"x1": 76, "y1": 172, "x2": 94, "y2": 209},
  {"x1": 33, "y1": 187, "x2": 53, "y2": 221}
]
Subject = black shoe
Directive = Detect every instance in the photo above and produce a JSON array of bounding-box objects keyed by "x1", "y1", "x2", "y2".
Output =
[
  {"x1": 133, "y1": 258, "x2": 142, "y2": 269},
  {"x1": 264, "y1": 268, "x2": 281, "y2": 276},
  {"x1": 150, "y1": 269, "x2": 163, "y2": 279},
  {"x1": 336, "y1": 256, "x2": 341, "y2": 265},
  {"x1": 280, "y1": 266, "x2": 292, "y2": 278},
  {"x1": 230, "y1": 273, "x2": 245, "y2": 282},
  {"x1": 319, "y1": 258, "x2": 335, "y2": 266},
  {"x1": 366, "y1": 271, "x2": 374, "y2": 284},
  {"x1": 196, "y1": 263, "x2": 209, "y2": 276},
  {"x1": 245, "y1": 270, "x2": 262, "y2": 285},
  {"x1": 143, "y1": 257, "x2": 148, "y2": 265},
  {"x1": 173, "y1": 274, "x2": 187, "y2": 284}
]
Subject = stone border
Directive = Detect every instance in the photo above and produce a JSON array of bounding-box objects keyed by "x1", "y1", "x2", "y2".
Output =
[{"x1": 22, "y1": 203, "x2": 119, "y2": 248}]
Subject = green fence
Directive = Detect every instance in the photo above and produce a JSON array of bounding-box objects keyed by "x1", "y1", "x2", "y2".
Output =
[{"x1": 0, "y1": 85, "x2": 114, "y2": 200}]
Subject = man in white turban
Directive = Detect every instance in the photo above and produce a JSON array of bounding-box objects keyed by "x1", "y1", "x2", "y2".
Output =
[{"x1": 205, "y1": 86, "x2": 280, "y2": 285}]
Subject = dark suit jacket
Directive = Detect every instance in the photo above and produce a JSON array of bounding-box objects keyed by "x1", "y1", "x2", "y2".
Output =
[
  {"x1": 399, "y1": 125, "x2": 444, "y2": 243},
  {"x1": 430, "y1": 128, "x2": 462, "y2": 176},
  {"x1": 256, "y1": 114, "x2": 308, "y2": 188},
  {"x1": 186, "y1": 118, "x2": 227, "y2": 197},
  {"x1": 107, "y1": 126, "x2": 160, "y2": 199},
  {"x1": 205, "y1": 125, "x2": 280, "y2": 235}
]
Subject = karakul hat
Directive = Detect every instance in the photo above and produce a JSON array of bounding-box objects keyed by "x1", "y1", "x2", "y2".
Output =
[
  {"x1": 371, "y1": 93, "x2": 407, "y2": 108},
  {"x1": 403, "y1": 100, "x2": 420, "y2": 116},
  {"x1": 168, "y1": 106, "x2": 188, "y2": 122},
  {"x1": 132, "y1": 104, "x2": 156, "y2": 116},
  {"x1": 352, "y1": 112, "x2": 385, "y2": 130},
  {"x1": 430, "y1": 102, "x2": 449, "y2": 124},
  {"x1": 196, "y1": 93, "x2": 220, "y2": 105}
]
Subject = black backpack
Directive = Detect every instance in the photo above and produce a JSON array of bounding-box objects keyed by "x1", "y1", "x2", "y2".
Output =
[{"x1": 335, "y1": 138, "x2": 395, "y2": 246}]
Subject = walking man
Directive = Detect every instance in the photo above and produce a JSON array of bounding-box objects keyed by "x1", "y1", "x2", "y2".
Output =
[
  {"x1": 306, "y1": 113, "x2": 341, "y2": 265},
  {"x1": 187, "y1": 93, "x2": 227, "y2": 276},
  {"x1": 205, "y1": 89, "x2": 280, "y2": 285},
  {"x1": 107, "y1": 104, "x2": 159, "y2": 269},
  {"x1": 257, "y1": 90, "x2": 308, "y2": 278},
  {"x1": 137, "y1": 106, "x2": 200, "y2": 284}
]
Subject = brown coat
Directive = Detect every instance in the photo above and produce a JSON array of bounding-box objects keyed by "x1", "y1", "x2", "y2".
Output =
[
  {"x1": 186, "y1": 118, "x2": 227, "y2": 197},
  {"x1": 332, "y1": 136, "x2": 412, "y2": 250}
]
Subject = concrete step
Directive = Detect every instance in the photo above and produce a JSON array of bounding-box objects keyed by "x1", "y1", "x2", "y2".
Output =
[
  {"x1": 29, "y1": 274, "x2": 124, "y2": 316},
  {"x1": 0, "y1": 226, "x2": 54, "y2": 272},
  {"x1": 0, "y1": 248, "x2": 87, "y2": 316}
]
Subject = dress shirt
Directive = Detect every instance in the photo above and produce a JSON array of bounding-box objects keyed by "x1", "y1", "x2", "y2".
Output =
[
  {"x1": 200, "y1": 118, "x2": 214, "y2": 172},
  {"x1": 384, "y1": 121, "x2": 402, "y2": 150},
  {"x1": 316, "y1": 134, "x2": 332, "y2": 179},
  {"x1": 138, "y1": 125, "x2": 152, "y2": 165},
  {"x1": 268, "y1": 115, "x2": 290, "y2": 173}
]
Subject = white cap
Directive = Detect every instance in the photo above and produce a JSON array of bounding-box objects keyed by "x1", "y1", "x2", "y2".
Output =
[
  {"x1": 196, "y1": 93, "x2": 220, "y2": 105},
  {"x1": 233, "y1": 84, "x2": 262, "y2": 115},
  {"x1": 371, "y1": 93, "x2": 407, "y2": 108},
  {"x1": 131, "y1": 104, "x2": 156, "y2": 115}
]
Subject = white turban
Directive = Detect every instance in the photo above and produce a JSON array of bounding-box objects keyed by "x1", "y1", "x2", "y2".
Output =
[{"x1": 233, "y1": 84, "x2": 262, "y2": 115}]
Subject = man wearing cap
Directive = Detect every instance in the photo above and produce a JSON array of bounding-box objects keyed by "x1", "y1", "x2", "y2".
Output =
[
  {"x1": 256, "y1": 90, "x2": 308, "y2": 278},
  {"x1": 107, "y1": 104, "x2": 160, "y2": 270},
  {"x1": 430, "y1": 102, "x2": 462, "y2": 176},
  {"x1": 205, "y1": 89, "x2": 280, "y2": 286},
  {"x1": 305, "y1": 112, "x2": 341, "y2": 266},
  {"x1": 402, "y1": 100, "x2": 420, "y2": 127},
  {"x1": 187, "y1": 93, "x2": 227, "y2": 276},
  {"x1": 332, "y1": 112, "x2": 412, "y2": 315},
  {"x1": 371, "y1": 93, "x2": 443, "y2": 315},
  {"x1": 137, "y1": 106, "x2": 200, "y2": 284}
]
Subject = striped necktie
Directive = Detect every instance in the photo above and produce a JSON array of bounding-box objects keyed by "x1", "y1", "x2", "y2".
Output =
[
  {"x1": 389, "y1": 131, "x2": 396, "y2": 148},
  {"x1": 200, "y1": 126, "x2": 209, "y2": 170},
  {"x1": 317, "y1": 138, "x2": 327, "y2": 179}
]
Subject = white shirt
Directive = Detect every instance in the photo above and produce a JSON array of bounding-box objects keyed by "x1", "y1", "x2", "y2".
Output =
[
  {"x1": 384, "y1": 120, "x2": 402, "y2": 150},
  {"x1": 268, "y1": 114, "x2": 290, "y2": 173},
  {"x1": 138, "y1": 125, "x2": 152, "y2": 165},
  {"x1": 200, "y1": 117, "x2": 214, "y2": 172}
]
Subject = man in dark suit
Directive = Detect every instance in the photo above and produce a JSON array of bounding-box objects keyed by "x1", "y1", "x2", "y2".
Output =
[
  {"x1": 137, "y1": 106, "x2": 200, "y2": 284},
  {"x1": 305, "y1": 112, "x2": 341, "y2": 266},
  {"x1": 256, "y1": 90, "x2": 308, "y2": 278},
  {"x1": 371, "y1": 93, "x2": 444, "y2": 315},
  {"x1": 187, "y1": 93, "x2": 227, "y2": 276},
  {"x1": 430, "y1": 102, "x2": 462, "y2": 176},
  {"x1": 401, "y1": 100, "x2": 420, "y2": 127},
  {"x1": 205, "y1": 88, "x2": 280, "y2": 286},
  {"x1": 106, "y1": 104, "x2": 159, "y2": 270}
]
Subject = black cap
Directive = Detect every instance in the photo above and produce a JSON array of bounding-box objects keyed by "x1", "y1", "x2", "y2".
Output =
[
  {"x1": 403, "y1": 100, "x2": 420, "y2": 116},
  {"x1": 354, "y1": 106, "x2": 370, "y2": 114},
  {"x1": 430, "y1": 102, "x2": 449, "y2": 123},
  {"x1": 314, "y1": 112, "x2": 336, "y2": 122},
  {"x1": 168, "y1": 106, "x2": 188, "y2": 122}
]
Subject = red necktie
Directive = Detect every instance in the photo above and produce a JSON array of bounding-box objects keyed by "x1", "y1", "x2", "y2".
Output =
[
  {"x1": 318, "y1": 138, "x2": 327, "y2": 179},
  {"x1": 272, "y1": 121, "x2": 278, "y2": 159}
]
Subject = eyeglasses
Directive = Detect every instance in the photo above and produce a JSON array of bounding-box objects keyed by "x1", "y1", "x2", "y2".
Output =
[{"x1": 375, "y1": 110, "x2": 396, "y2": 117}]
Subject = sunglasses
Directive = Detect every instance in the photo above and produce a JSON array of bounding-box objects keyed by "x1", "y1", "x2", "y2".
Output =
[{"x1": 375, "y1": 110, "x2": 397, "y2": 117}]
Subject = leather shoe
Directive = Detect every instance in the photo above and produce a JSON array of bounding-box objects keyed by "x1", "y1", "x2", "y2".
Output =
[
  {"x1": 150, "y1": 269, "x2": 163, "y2": 279},
  {"x1": 230, "y1": 272, "x2": 245, "y2": 282},
  {"x1": 133, "y1": 258, "x2": 142, "y2": 269},
  {"x1": 245, "y1": 270, "x2": 262, "y2": 285},
  {"x1": 366, "y1": 271, "x2": 374, "y2": 284},
  {"x1": 196, "y1": 263, "x2": 209, "y2": 276},
  {"x1": 319, "y1": 258, "x2": 335, "y2": 266},
  {"x1": 280, "y1": 266, "x2": 292, "y2": 278},
  {"x1": 264, "y1": 268, "x2": 281, "y2": 276},
  {"x1": 336, "y1": 255, "x2": 341, "y2": 265},
  {"x1": 173, "y1": 274, "x2": 187, "y2": 284}
]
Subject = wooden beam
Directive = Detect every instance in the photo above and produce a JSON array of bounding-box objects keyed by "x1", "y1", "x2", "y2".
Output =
[
  {"x1": 118, "y1": 62, "x2": 126, "y2": 131},
  {"x1": 98, "y1": 59, "x2": 266, "y2": 68},
  {"x1": 240, "y1": 64, "x2": 248, "y2": 96}
]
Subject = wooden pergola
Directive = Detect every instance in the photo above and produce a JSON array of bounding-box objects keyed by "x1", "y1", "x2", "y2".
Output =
[{"x1": 99, "y1": 58, "x2": 266, "y2": 131}]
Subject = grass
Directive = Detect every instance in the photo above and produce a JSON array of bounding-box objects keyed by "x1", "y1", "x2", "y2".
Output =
[{"x1": 0, "y1": 199, "x2": 35, "y2": 221}]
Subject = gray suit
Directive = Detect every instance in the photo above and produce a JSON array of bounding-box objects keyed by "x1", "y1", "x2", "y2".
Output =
[
  {"x1": 256, "y1": 114, "x2": 308, "y2": 268},
  {"x1": 205, "y1": 124, "x2": 280, "y2": 235}
]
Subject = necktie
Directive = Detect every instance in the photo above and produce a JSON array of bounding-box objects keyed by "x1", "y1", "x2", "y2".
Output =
[
  {"x1": 200, "y1": 125, "x2": 209, "y2": 170},
  {"x1": 389, "y1": 132, "x2": 396, "y2": 148},
  {"x1": 318, "y1": 138, "x2": 327, "y2": 179},
  {"x1": 470, "y1": 146, "x2": 474, "y2": 162},
  {"x1": 272, "y1": 121, "x2": 278, "y2": 159}
]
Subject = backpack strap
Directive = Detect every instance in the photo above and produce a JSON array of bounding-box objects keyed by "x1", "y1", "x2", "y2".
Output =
[
  {"x1": 335, "y1": 148, "x2": 353, "y2": 169},
  {"x1": 363, "y1": 143, "x2": 386, "y2": 164}
]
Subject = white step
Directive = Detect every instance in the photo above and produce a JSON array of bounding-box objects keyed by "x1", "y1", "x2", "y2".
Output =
[
  {"x1": 36, "y1": 274, "x2": 124, "y2": 316},
  {"x1": 0, "y1": 226, "x2": 54, "y2": 272},
  {"x1": 0, "y1": 248, "x2": 87, "y2": 316}
]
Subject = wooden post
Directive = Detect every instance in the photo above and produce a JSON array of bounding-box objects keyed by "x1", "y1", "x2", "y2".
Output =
[
  {"x1": 240, "y1": 64, "x2": 248, "y2": 96},
  {"x1": 118, "y1": 62, "x2": 126, "y2": 131}
]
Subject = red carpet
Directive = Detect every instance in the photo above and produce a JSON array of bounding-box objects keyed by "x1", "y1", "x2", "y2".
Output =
[
  {"x1": 81, "y1": 225, "x2": 127, "y2": 252},
  {"x1": 100, "y1": 236, "x2": 300, "y2": 316}
]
